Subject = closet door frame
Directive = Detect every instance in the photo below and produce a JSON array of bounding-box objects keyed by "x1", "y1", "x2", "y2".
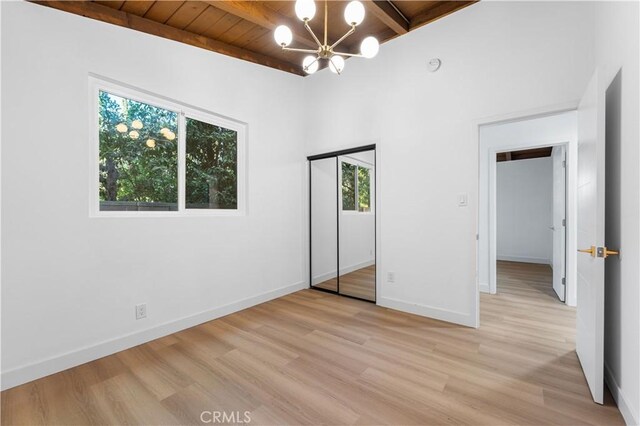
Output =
[{"x1": 308, "y1": 144, "x2": 376, "y2": 303}]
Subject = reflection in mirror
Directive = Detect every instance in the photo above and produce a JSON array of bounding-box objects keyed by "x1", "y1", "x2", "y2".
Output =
[
  {"x1": 338, "y1": 151, "x2": 375, "y2": 301},
  {"x1": 311, "y1": 158, "x2": 338, "y2": 292}
]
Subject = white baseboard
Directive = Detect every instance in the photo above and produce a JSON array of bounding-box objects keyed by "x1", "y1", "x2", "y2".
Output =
[
  {"x1": 312, "y1": 260, "x2": 375, "y2": 285},
  {"x1": 312, "y1": 270, "x2": 337, "y2": 285},
  {"x1": 497, "y1": 255, "x2": 551, "y2": 265},
  {"x1": 377, "y1": 297, "x2": 476, "y2": 328},
  {"x1": 479, "y1": 282, "x2": 491, "y2": 293},
  {"x1": 1, "y1": 281, "x2": 306, "y2": 391},
  {"x1": 605, "y1": 362, "x2": 639, "y2": 426},
  {"x1": 341, "y1": 260, "x2": 375, "y2": 275}
]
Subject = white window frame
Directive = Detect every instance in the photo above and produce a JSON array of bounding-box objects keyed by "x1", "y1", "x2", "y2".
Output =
[
  {"x1": 89, "y1": 76, "x2": 247, "y2": 218},
  {"x1": 339, "y1": 158, "x2": 374, "y2": 215}
]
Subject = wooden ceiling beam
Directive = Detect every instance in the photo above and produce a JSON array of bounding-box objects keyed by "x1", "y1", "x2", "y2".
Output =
[
  {"x1": 205, "y1": 1, "x2": 319, "y2": 50},
  {"x1": 31, "y1": 1, "x2": 305, "y2": 76},
  {"x1": 410, "y1": 1, "x2": 477, "y2": 31},
  {"x1": 364, "y1": 1, "x2": 409, "y2": 35}
]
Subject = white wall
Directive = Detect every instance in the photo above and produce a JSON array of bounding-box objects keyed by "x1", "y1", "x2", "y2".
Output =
[
  {"x1": 311, "y1": 158, "x2": 338, "y2": 284},
  {"x1": 304, "y1": 1, "x2": 596, "y2": 326},
  {"x1": 339, "y1": 152, "x2": 375, "y2": 274},
  {"x1": 1, "y1": 1, "x2": 307, "y2": 389},
  {"x1": 496, "y1": 158, "x2": 553, "y2": 265},
  {"x1": 339, "y1": 213, "x2": 375, "y2": 273},
  {"x1": 479, "y1": 111, "x2": 577, "y2": 300},
  {"x1": 594, "y1": 2, "x2": 640, "y2": 425}
]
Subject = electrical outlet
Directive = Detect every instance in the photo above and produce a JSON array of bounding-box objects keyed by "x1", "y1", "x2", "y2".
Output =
[
  {"x1": 387, "y1": 272, "x2": 395, "y2": 283},
  {"x1": 135, "y1": 303, "x2": 147, "y2": 320}
]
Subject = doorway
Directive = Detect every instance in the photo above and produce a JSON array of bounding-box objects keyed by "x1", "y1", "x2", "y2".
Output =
[
  {"x1": 494, "y1": 145, "x2": 567, "y2": 301},
  {"x1": 478, "y1": 110, "x2": 578, "y2": 307},
  {"x1": 475, "y1": 67, "x2": 625, "y2": 407},
  {"x1": 309, "y1": 145, "x2": 376, "y2": 302}
]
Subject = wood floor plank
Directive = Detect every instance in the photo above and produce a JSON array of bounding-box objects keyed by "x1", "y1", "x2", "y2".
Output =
[{"x1": 1, "y1": 261, "x2": 624, "y2": 425}]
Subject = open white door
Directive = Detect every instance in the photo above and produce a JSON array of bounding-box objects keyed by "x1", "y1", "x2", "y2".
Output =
[
  {"x1": 552, "y1": 146, "x2": 566, "y2": 301},
  {"x1": 576, "y1": 69, "x2": 610, "y2": 404}
]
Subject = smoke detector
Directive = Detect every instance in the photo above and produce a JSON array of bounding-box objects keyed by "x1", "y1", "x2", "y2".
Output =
[{"x1": 427, "y1": 58, "x2": 441, "y2": 72}]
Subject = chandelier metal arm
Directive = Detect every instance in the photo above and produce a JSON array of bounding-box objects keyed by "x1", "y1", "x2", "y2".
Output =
[
  {"x1": 332, "y1": 51, "x2": 363, "y2": 58},
  {"x1": 323, "y1": 0, "x2": 328, "y2": 46},
  {"x1": 282, "y1": 46, "x2": 319, "y2": 54},
  {"x1": 330, "y1": 25, "x2": 356, "y2": 50},
  {"x1": 303, "y1": 21, "x2": 324, "y2": 49}
]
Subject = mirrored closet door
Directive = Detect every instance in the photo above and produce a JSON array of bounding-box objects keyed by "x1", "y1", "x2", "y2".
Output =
[
  {"x1": 310, "y1": 158, "x2": 338, "y2": 292},
  {"x1": 309, "y1": 146, "x2": 376, "y2": 302}
]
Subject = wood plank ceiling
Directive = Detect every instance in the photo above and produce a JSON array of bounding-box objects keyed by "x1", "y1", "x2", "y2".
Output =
[{"x1": 32, "y1": 0, "x2": 477, "y2": 76}]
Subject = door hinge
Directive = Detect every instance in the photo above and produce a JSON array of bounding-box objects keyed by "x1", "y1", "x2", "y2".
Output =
[
  {"x1": 562, "y1": 277, "x2": 566, "y2": 285},
  {"x1": 562, "y1": 160, "x2": 566, "y2": 168},
  {"x1": 562, "y1": 218, "x2": 566, "y2": 227}
]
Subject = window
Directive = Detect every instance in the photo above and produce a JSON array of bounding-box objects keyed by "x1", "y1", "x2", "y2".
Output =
[
  {"x1": 185, "y1": 117, "x2": 238, "y2": 209},
  {"x1": 98, "y1": 91, "x2": 179, "y2": 211},
  {"x1": 92, "y1": 78, "x2": 245, "y2": 216},
  {"x1": 341, "y1": 160, "x2": 372, "y2": 213}
]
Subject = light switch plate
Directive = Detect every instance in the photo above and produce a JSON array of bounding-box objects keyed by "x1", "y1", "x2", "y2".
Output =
[{"x1": 458, "y1": 193, "x2": 468, "y2": 207}]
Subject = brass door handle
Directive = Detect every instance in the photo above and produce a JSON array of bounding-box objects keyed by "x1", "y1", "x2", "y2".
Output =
[
  {"x1": 578, "y1": 246, "x2": 620, "y2": 258},
  {"x1": 578, "y1": 246, "x2": 596, "y2": 257}
]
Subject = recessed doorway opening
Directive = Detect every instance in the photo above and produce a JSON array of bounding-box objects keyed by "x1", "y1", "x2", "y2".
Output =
[{"x1": 495, "y1": 145, "x2": 568, "y2": 302}]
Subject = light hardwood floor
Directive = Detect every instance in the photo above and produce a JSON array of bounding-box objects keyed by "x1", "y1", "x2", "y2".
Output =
[
  {"x1": 313, "y1": 265, "x2": 376, "y2": 301},
  {"x1": 1, "y1": 262, "x2": 623, "y2": 425}
]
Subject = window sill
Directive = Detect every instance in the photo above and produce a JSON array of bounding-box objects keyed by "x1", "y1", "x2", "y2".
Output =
[{"x1": 90, "y1": 210, "x2": 246, "y2": 218}]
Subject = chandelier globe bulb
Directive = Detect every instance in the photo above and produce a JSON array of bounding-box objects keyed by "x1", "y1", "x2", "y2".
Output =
[
  {"x1": 274, "y1": 25, "x2": 293, "y2": 46},
  {"x1": 329, "y1": 55, "x2": 345, "y2": 74},
  {"x1": 360, "y1": 36, "x2": 379, "y2": 58},
  {"x1": 302, "y1": 56, "x2": 319, "y2": 74},
  {"x1": 295, "y1": 0, "x2": 316, "y2": 21},
  {"x1": 344, "y1": 1, "x2": 365, "y2": 26}
]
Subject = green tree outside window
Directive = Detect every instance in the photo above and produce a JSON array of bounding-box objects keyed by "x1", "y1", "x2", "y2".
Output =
[
  {"x1": 98, "y1": 90, "x2": 239, "y2": 211},
  {"x1": 342, "y1": 162, "x2": 356, "y2": 211},
  {"x1": 341, "y1": 161, "x2": 371, "y2": 212},
  {"x1": 358, "y1": 167, "x2": 371, "y2": 212}
]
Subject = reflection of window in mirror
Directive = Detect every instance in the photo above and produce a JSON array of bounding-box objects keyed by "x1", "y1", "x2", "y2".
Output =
[
  {"x1": 342, "y1": 162, "x2": 356, "y2": 211},
  {"x1": 358, "y1": 167, "x2": 370, "y2": 212},
  {"x1": 341, "y1": 160, "x2": 372, "y2": 213}
]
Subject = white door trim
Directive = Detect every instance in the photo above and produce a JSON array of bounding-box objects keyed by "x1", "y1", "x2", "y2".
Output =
[{"x1": 474, "y1": 102, "x2": 580, "y2": 327}]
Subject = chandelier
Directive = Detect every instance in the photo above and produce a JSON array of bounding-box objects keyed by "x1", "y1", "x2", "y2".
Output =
[{"x1": 273, "y1": 0, "x2": 380, "y2": 75}]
